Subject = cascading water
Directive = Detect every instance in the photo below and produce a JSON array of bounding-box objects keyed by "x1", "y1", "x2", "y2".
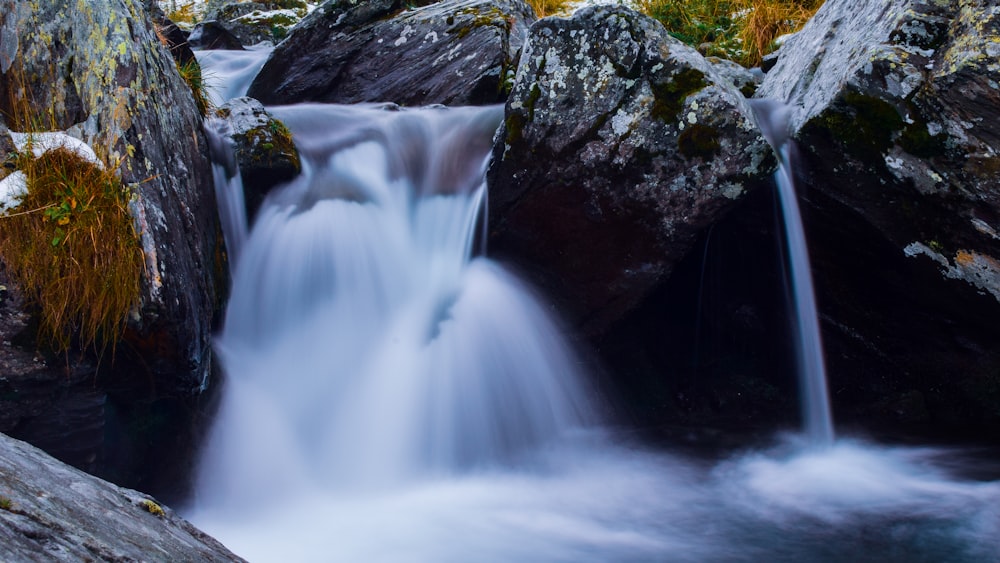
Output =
[
  {"x1": 751, "y1": 100, "x2": 834, "y2": 446},
  {"x1": 187, "y1": 57, "x2": 1000, "y2": 563},
  {"x1": 195, "y1": 103, "x2": 596, "y2": 505}
]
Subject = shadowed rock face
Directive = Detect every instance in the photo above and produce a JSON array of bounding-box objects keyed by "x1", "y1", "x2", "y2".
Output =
[
  {"x1": 248, "y1": 0, "x2": 535, "y2": 106},
  {"x1": 0, "y1": 431, "x2": 245, "y2": 562},
  {"x1": 0, "y1": 0, "x2": 224, "y2": 498},
  {"x1": 487, "y1": 5, "x2": 776, "y2": 339},
  {"x1": 754, "y1": 0, "x2": 1000, "y2": 437}
]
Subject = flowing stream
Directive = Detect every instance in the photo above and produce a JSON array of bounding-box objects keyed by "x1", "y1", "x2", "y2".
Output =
[{"x1": 187, "y1": 58, "x2": 1000, "y2": 562}]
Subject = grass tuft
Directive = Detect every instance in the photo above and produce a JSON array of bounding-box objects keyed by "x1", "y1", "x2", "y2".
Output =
[
  {"x1": 637, "y1": 0, "x2": 823, "y2": 67},
  {"x1": 0, "y1": 145, "x2": 143, "y2": 355},
  {"x1": 177, "y1": 59, "x2": 212, "y2": 117}
]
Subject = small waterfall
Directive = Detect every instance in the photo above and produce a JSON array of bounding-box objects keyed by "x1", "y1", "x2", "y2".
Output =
[
  {"x1": 195, "y1": 46, "x2": 273, "y2": 106},
  {"x1": 751, "y1": 100, "x2": 834, "y2": 446},
  {"x1": 204, "y1": 118, "x2": 249, "y2": 271},
  {"x1": 194, "y1": 104, "x2": 596, "y2": 510}
]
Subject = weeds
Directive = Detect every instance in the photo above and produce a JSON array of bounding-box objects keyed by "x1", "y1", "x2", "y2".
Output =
[
  {"x1": 637, "y1": 0, "x2": 823, "y2": 67},
  {"x1": 177, "y1": 59, "x2": 212, "y2": 116}
]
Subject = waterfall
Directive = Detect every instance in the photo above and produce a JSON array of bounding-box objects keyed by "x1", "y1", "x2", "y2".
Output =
[
  {"x1": 751, "y1": 100, "x2": 834, "y2": 446},
  {"x1": 194, "y1": 103, "x2": 596, "y2": 508}
]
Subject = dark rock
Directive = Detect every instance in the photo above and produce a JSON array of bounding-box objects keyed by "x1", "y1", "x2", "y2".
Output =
[
  {"x1": 0, "y1": 431, "x2": 244, "y2": 562},
  {"x1": 189, "y1": 20, "x2": 248, "y2": 50},
  {"x1": 145, "y1": 0, "x2": 199, "y2": 66},
  {"x1": 247, "y1": 0, "x2": 535, "y2": 106},
  {"x1": 487, "y1": 5, "x2": 776, "y2": 338},
  {"x1": 212, "y1": 97, "x2": 301, "y2": 220},
  {"x1": 755, "y1": 0, "x2": 1000, "y2": 436},
  {"x1": 0, "y1": 0, "x2": 225, "y2": 496}
]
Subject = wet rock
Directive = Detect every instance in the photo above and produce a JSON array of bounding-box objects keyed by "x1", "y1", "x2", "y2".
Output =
[
  {"x1": 0, "y1": 432, "x2": 244, "y2": 562},
  {"x1": 0, "y1": 0, "x2": 225, "y2": 495},
  {"x1": 212, "y1": 97, "x2": 301, "y2": 219},
  {"x1": 758, "y1": 0, "x2": 1000, "y2": 303},
  {"x1": 248, "y1": 0, "x2": 534, "y2": 106},
  {"x1": 189, "y1": 20, "x2": 248, "y2": 50},
  {"x1": 756, "y1": 0, "x2": 1000, "y2": 436},
  {"x1": 487, "y1": 5, "x2": 776, "y2": 338}
]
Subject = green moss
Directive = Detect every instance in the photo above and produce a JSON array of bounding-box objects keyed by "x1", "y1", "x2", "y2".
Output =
[
  {"x1": 650, "y1": 68, "x2": 707, "y2": 122},
  {"x1": 678, "y1": 123, "x2": 721, "y2": 159},
  {"x1": 899, "y1": 120, "x2": 947, "y2": 158},
  {"x1": 813, "y1": 91, "x2": 904, "y2": 161},
  {"x1": 0, "y1": 496, "x2": 11, "y2": 511},
  {"x1": 452, "y1": 6, "x2": 508, "y2": 39},
  {"x1": 505, "y1": 111, "x2": 525, "y2": 146}
]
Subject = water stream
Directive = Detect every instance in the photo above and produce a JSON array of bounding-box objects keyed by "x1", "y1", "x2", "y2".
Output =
[{"x1": 187, "y1": 56, "x2": 1000, "y2": 562}]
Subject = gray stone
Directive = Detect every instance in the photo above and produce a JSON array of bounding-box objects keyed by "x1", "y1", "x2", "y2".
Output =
[
  {"x1": 248, "y1": 0, "x2": 535, "y2": 106},
  {"x1": 488, "y1": 5, "x2": 776, "y2": 337},
  {"x1": 0, "y1": 431, "x2": 244, "y2": 562},
  {"x1": 211, "y1": 96, "x2": 301, "y2": 219}
]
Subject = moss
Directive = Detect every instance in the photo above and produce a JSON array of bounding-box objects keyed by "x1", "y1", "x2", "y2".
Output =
[
  {"x1": 0, "y1": 496, "x2": 11, "y2": 511},
  {"x1": 452, "y1": 6, "x2": 508, "y2": 39},
  {"x1": 505, "y1": 111, "x2": 526, "y2": 146},
  {"x1": 678, "y1": 123, "x2": 721, "y2": 159},
  {"x1": 899, "y1": 120, "x2": 947, "y2": 158},
  {"x1": 812, "y1": 91, "x2": 904, "y2": 161},
  {"x1": 650, "y1": 68, "x2": 707, "y2": 122}
]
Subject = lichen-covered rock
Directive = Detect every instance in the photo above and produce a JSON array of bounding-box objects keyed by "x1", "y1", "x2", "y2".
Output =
[
  {"x1": 212, "y1": 96, "x2": 300, "y2": 219},
  {"x1": 0, "y1": 432, "x2": 244, "y2": 562},
  {"x1": 487, "y1": 5, "x2": 775, "y2": 336},
  {"x1": 758, "y1": 0, "x2": 1000, "y2": 302},
  {"x1": 0, "y1": 0, "x2": 225, "y2": 496},
  {"x1": 247, "y1": 0, "x2": 534, "y2": 106},
  {"x1": 756, "y1": 0, "x2": 1000, "y2": 436},
  {"x1": 210, "y1": 0, "x2": 312, "y2": 45}
]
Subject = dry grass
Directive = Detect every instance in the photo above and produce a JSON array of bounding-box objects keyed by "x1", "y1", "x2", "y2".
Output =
[
  {"x1": 177, "y1": 59, "x2": 212, "y2": 116},
  {"x1": 637, "y1": 0, "x2": 823, "y2": 67},
  {"x1": 0, "y1": 147, "x2": 143, "y2": 354},
  {"x1": 528, "y1": 0, "x2": 575, "y2": 18},
  {"x1": 0, "y1": 65, "x2": 143, "y2": 355}
]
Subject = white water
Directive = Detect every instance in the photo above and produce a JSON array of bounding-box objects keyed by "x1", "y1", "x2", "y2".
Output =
[
  {"x1": 189, "y1": 58, "x2": 1000, "y2": 560},
  {"x1": 195, "y1": 46, "x2": 273, "y2": 106},
  {"x1": 751, "y1": 100, "x2": 834, "y2": 446}
]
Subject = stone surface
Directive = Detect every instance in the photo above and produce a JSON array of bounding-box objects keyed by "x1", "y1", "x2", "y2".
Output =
[
  {"x1": 0, "y1": 0, "x2": 225, "y2": 497},
  {"x1": 247, "y1": 0, "x2": 535, "y2": 106},
  {"x1": 212, "y1": 96, "x2": 301, "y2": 219},
  {"x1": 190, "y1": 20, "x2": 248, "y2": 50},
  {"x1": 487, "y1": 5, "x2": 775, "y2": 338},
  {"x1": 0, "y1": 431, "x2": 244, "y2": 562},
  {"x1": 753, "y1": 0, "x2": 1000, "y2": 436}
]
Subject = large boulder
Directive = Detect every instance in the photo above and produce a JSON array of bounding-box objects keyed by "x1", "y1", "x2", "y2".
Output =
[
  {"x1": 0, "y1": 431, "x2": 244, "y2": 562},
  {"x1": 487, "y1": 5, "x2": 776, "y2": 338},
  {"x1": 0, "y1": 0, "x2": 225, "y2": 495},
  {"x1": 756, "y1": 0, "x2": 1000, "y2": 436},
  {"x1": 247, "y1": 0, "x2": 535, "y2": 105}
]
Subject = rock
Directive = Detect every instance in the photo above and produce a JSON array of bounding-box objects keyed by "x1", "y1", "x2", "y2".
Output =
[
  {"x1": 0, "y1": 431, "x2": 244, "y2": 562},
  {"x1": 189, "y1": 20, "x2": 248, "y2": 50},
  {"x1": 145, "y1": 0, "x2": 199, "y2": 66},
  {"x1": 487, "y1": 5, "x2": 776, "y2": 337},
  {"x1": 755, "y1": 0, "x2": 1000, "y2": 436},
  {"x1": 0, "y1": 0, "x2": 225, "y2": 496},
  {"x1": 247, "y1": 0, "x2": 534, "y2": 106},
  {"x1": 208, "y1": 0, "x2": 312, "y2": 46},
  {"x1": 212, "y1": 97, "x2": 301, "y2": 220}
]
